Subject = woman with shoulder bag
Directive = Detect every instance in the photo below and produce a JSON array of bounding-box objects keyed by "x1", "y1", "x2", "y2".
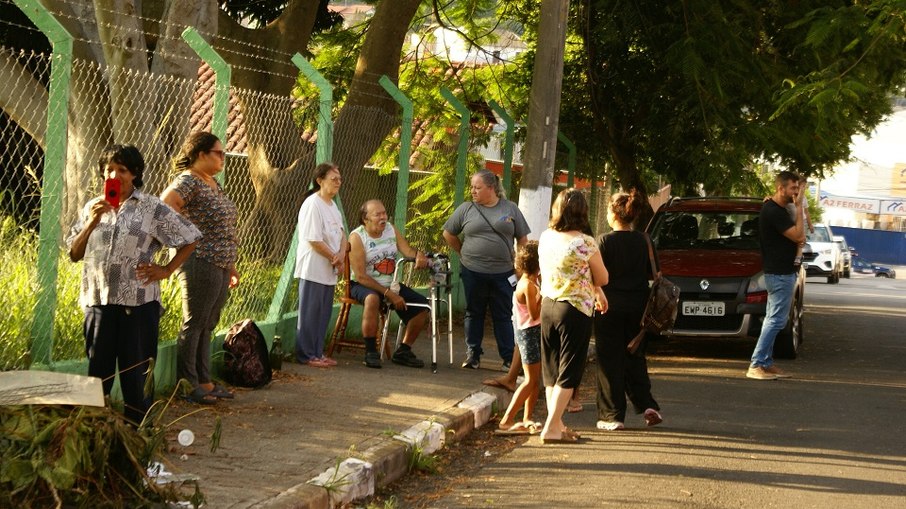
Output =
[
  {"x1": 442, "y1": 170, "x2": 530, "y2": 369},
  {"x1": 594, "y1": 190, "x2": 663, "y2": 431}
]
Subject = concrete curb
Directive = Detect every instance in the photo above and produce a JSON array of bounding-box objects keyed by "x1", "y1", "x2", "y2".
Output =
[{"x1": 254, "y1": 387, "x2": 513, "y2": 509}]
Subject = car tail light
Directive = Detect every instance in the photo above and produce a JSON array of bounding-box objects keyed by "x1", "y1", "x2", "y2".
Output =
[
  {"x1": 746, "y1": 291, "x2": 768, "y2": 304},
  {"x1": 746, "y1": 272, "x2": 767, "y2": 303}
]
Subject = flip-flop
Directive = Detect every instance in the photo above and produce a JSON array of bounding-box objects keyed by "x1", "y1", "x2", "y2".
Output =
[
  {"x1": 566, "y1": 402, "x2": 584, "y2": 413},
  {"x1": 562, "y1": 428, "x2": 582, "y2": 439},
  {"x1": 540, "y1": 433, "x2": 579, "y2": 444},
  {"x1": 482, "y1": 378, "x2": 516, "y2": 393},
  {"x1": 209, "y1": 384, "x2": 235, "y2": 399},
  {"x1": 183, "y1": 387, "x2": 217, "y2": 405},
  {"x1": 494, "y1": 423, "x2": 538, "y2": 436}
]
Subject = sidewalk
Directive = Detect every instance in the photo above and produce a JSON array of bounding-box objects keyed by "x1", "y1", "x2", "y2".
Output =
[{"x1": 161, "y1": 325, "x2": 514, "y2": 508}]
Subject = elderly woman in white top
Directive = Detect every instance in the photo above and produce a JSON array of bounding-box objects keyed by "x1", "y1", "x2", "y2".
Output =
[{"x1": 294, "y1": 162, "x2": 347, "y2": 368}]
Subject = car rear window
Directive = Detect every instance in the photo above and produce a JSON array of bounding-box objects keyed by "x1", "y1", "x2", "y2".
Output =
[
  {"x1": 649, "y1": 211, "x2": 761, "y2": 250},
  {"x1": 807, "y1": 227, "x2": 832, "y2": 243}
]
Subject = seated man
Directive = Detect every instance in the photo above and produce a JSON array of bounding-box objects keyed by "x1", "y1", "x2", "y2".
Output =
[{"x1": 349, "y1": 199, "x2": 430, "y2": 369}]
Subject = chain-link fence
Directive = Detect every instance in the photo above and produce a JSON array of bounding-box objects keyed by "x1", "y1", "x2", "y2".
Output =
[
  {"x1": 0, "y1": 10, "x2": 501, "y2": 371},
  {"x1": 0, "y1": 1, "x2": 593, "y2": 371}
]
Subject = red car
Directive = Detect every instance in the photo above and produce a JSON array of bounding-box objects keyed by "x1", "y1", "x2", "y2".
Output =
[{"x1": 645, "y1": 197, "x2": 806, "y2": 358}]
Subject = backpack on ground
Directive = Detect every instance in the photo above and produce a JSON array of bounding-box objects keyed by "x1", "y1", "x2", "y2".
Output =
[{"x1": 222, "y1": 319, "x2": 272, "y2": 388}]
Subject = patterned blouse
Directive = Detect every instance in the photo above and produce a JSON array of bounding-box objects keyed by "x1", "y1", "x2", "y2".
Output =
[
  {"x1": 67, "y1": 190, "x2": 201, "y2": 308},
  {"x1": 168, "y1": 173, "x2": 238, "y2": 269},
  {"x1": 538, "y1": 229, "x2": 599, "y2": 317}
]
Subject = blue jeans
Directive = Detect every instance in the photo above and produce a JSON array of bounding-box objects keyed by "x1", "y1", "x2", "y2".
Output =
[
  {"x1": 750, "y1": 273, "x2": 796, "y2": 368},
  {"x1": 460, "y1": 265, "x2": 515, "y2": 361}
]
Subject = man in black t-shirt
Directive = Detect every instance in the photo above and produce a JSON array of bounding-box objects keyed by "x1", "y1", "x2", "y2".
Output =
[{"x1": 748, "y1": 171, "x2": 806, "y2": 380}]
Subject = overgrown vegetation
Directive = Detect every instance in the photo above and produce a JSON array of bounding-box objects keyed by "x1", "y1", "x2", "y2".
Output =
[
  {"x1": 407, "y1": 442, "x2": 439, "y2": 474},
  {"x1": 0, "y1": 216, "x2": 288, "y2": 370},
  {"x1": 0, "y1": 386, "x2": 220, "y2": 508}
]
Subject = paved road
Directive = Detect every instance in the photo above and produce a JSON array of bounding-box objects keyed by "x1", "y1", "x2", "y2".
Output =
[{"x1": 424, "y1": 276, "x2": 906, "y2": 508}]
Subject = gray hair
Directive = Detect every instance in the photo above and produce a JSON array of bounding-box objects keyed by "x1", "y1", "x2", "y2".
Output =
[{"x1": 473, "y1": 169, "x2": 505, "y2": 199}]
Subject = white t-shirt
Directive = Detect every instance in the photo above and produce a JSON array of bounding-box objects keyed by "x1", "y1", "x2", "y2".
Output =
[{"x1": 294, "y1": 193, "x2": 345, "y2": 285}]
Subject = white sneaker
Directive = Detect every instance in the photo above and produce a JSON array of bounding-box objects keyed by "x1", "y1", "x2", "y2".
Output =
[{"x1": 596, "y1": 420, "x2": 624, "y2": 431}]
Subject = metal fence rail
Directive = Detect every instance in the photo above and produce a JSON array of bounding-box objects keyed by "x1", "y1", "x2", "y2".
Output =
[{"x1": 0, "y1": 3, "x2": 590, "y2": 371}]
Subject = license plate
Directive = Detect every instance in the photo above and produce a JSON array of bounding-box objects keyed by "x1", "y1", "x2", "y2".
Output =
[{"x1": 682, "y1": 301, "x2": 725, "y2": 316}]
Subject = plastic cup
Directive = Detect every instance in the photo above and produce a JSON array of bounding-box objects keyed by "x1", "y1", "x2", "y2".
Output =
[{"x1": 177, "y1": 429, "x2": 195, "y2": 447}]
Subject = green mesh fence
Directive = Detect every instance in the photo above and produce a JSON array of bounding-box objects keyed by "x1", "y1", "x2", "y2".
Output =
[{"x1": 0, "y1": 1, "x2": 555, "y2": 370}]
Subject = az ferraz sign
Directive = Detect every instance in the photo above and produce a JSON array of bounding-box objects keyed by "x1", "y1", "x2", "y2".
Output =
[{"x1": 819, "y1": 191, "x2": 906, "y2": 216}]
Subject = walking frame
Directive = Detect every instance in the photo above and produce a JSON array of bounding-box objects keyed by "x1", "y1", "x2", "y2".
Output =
[{"x1": 380, "y1": 253, "x2": 454, "y2": 373}]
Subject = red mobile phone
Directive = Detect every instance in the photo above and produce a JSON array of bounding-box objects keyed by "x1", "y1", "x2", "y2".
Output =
[{"x1": 104, "y1": 178, "x2": 121, "y2": 208}]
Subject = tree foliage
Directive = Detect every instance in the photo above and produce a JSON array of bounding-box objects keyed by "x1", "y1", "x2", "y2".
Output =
[{"x1": 505, "y1": 0, "x2": 906, "y2": 203}]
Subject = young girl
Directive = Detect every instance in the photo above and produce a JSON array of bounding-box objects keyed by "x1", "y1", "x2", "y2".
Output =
[{"x1": 496, "y1": 241, "x2": 543, "y2": 435}]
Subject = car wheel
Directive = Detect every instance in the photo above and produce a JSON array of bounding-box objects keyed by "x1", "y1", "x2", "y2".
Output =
[
  {"x1": 844, "y1": 269, "x2": 850, "y2": 278},
  {"x1": 828, "y1": 272, "x2": 839, "y2": 284},
  {"x1": 877, "y1": 273, "x2": 890, "y2": 278},
  {"x1": 775, "y1": 292, "x2": 802, "y2": 359}
]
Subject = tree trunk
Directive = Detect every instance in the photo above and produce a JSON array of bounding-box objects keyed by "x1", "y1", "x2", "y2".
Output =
[
  {"x1": 5, "y1": 0, "x2": 422, "y2": 255},
  {"x1": 331, "y1": 0, "x2": 423, "y2": 186},
  {"x1": 519, "y1": 0, "x2": 570, "y2": 239},
  {"x1": 233, "y1": 0, "x2": 424, "y2": 261}
]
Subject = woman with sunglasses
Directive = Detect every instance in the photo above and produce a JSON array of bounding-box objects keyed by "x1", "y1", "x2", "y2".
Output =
[{"x1": 162, "y1": 131, "x2": 240, "y2": 404}]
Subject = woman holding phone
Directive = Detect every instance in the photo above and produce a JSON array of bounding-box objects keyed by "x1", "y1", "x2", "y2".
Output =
[
  {"x1": 68, "y1": 144, "x2": 200, "y2": 423},
  {"x1": 162, "y1": 132, "x2": 240, "y2": 404}
]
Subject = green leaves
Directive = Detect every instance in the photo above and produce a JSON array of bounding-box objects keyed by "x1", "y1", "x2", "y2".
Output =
[{"x1": 519, "y1": 0, "x2": 906, "y2": 193}]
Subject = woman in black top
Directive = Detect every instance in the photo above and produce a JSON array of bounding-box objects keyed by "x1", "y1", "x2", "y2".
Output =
[{"x1": 594, "y1": 191, "x2": 662, "y2": 431}]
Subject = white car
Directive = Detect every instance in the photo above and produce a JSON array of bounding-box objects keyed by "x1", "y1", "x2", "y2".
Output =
[
  {"x1": 833, "y1": 235, "x2": 852, "y2": 278},
  {"x1": 803, "y1": 224, "x2": 844, "y2": 284}
]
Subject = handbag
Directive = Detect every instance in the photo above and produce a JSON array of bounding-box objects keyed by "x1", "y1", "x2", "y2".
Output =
[{"x1": 627, "y1": 234, "x2": 680, "y2": 354}]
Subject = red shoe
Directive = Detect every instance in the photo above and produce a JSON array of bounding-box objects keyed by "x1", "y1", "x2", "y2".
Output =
[{"x1": 644, "y1": 408, "x2": 663, "y2": 427}]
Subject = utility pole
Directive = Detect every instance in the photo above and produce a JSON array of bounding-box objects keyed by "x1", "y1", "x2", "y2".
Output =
[{"x1": 518, "y1": 0, "x2": 570, "y2": 239}]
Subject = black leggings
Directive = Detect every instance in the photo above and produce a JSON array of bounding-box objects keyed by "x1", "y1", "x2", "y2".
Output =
[
  {"x1": 594, "y1": 290, "x2": 659, "y2": 422},
  {"x1": 540, "y1": 298, "x2": 591, "y2": 388}
]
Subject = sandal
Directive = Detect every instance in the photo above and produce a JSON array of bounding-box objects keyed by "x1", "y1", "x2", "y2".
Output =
[
  {"x1": 183, "y1": 387, "x2": 217, "y2": 405},
  {"x1": 540, "y1": 433, "x2": 579, "y2": 444},
  {"x1": 209, "y1": 384, "x2": 235, "y2": 399},
  {"x1": 494, "y1": 422, "x2": 539, "y2": 436},
  {"x1": 562, "y1": 427, "x2": 582, "y2": 439},
  {"x1": 482, "y1": 378, "x2": 516, "y2": 392}
]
